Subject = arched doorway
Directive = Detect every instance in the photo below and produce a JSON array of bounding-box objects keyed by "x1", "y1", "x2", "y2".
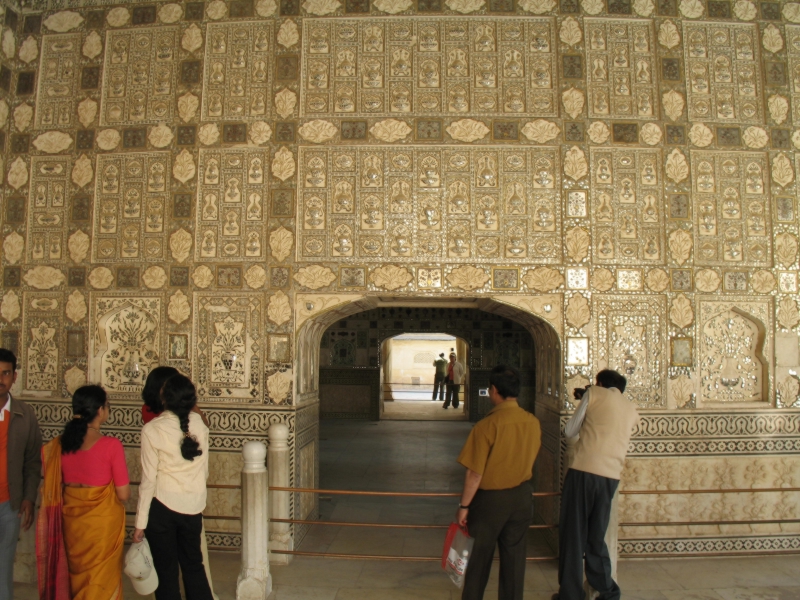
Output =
[{"x1": 293, "y1": 295, "x2": 563, "y2": 549}]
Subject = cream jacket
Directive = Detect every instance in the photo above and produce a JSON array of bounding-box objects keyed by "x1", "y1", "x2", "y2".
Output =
[{"x1": 135, "y1": 411, "x2": 209, "y2": 529}]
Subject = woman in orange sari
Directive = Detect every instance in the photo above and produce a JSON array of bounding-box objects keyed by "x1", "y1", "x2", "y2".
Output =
[{"x1": 37, "y1": 385, "x2": 131, "y2": 600}]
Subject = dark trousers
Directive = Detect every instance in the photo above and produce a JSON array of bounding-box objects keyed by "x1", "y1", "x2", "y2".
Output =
[
  {"x1": 146, "y1": 498, "x2": 214, "y2": 600},
  {"x1": 444, "y1": 382, "x2": 461, "y2": 408},
  {"x1": 462, "y1": 482, "x2": 532, "y2": 600},
  {"x1": 433, "y1": 374, "x2": 446, "y2": 400},
  {"x1": 557, "y1": 469, "x2": 620, "y2": 600}
]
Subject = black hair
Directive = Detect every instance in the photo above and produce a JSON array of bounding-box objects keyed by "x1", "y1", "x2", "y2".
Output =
[
  {"x1": 596, "y1": 369, "x2": 627, "y2": 393},
  {"x1": 0, "y1": 348, "x2": 17, "y2": 372},
  {"x1": 439, "y1": 353, "x2": 445, "y2": 357},
  {"x1": 142, "y1": 366, "x2": 179, "y2": 416},
  {"x1": 489, "y1": 365, "x2": 521, "y2": 399},
  {"x1": 161, "y1": 374, "x2": 203, "y2": 461},
  {"x1": 61, "y1": 385, "x2": 107, "y2": 454}
]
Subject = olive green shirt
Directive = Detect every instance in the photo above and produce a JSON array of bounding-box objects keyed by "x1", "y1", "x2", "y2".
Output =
[{"x1": 457, "y1": 400, "x2": 541, "y2": 490}]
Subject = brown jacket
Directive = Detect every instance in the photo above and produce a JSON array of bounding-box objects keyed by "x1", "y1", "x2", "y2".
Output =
[{"x1": 5, "y1": 396, "x2": 42, "y2": 510}]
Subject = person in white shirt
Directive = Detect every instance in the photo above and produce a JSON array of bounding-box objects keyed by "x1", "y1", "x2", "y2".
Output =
[{"x1": 133, "y1": 374, "x2": 213, "y2": 600}]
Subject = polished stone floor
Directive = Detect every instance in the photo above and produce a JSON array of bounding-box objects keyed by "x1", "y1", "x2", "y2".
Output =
[{"x1": 15, "y1": 420, "x2": 800, "y2": 599}]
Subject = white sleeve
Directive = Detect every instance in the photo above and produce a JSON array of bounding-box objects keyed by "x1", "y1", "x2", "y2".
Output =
[
  {"x1": 564, "y1": 388, "x2": 590, "y2": 439},
  {"x1": 135, "y1": 426, "x2": 158, "y2": 529}
]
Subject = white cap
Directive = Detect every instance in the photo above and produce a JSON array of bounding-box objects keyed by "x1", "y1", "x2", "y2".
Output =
[{"x1": 124, "y1": 539, "x2": 159, "y2": 595}]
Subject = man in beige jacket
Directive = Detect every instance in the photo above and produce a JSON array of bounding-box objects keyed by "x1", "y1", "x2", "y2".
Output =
[{"x1": 552, "y1": 369, "x2": 640, "y2": 600}]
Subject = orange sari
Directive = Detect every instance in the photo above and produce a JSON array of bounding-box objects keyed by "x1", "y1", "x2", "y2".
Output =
[{"x1": 37, "y1": 437, "x2": 126, "y2": 600}]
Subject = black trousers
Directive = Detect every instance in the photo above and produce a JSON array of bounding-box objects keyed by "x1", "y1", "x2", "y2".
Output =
[
  {"x1": 433, "y1": 374, "x2": 446, "y2": 400},
  {"x1": 557, "y1": 469, "x2": 621, "y2": 600},
  {"x1": 444, "y1": 382, "x2": 461, "y2": 408},
  {"x1": 146, "y1": 498, "x2": 214, "y2": 600},
  {"x1": 462, "y1": 482, "x2": 532, "y2": 600}
]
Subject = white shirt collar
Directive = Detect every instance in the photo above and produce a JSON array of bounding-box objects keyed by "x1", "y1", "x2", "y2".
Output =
[{"x1": 0, "y1": 395, "x2": 10, "y2": 421}]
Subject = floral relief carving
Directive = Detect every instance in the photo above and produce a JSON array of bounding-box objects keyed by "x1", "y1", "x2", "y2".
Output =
[
  {"x1": 267, "y1": 371, "x2": 291, "y2": 404},
  {"x1": 565, "y1": 227, "x2": 590, "y2": 262},
  {"x1": 257, "y1": 0, "x2": 278, "y2": 15},
  {"x1": 566, "y1": 293, "x2": 590, "y2": 330},
  {"x1": 250, "y1": 122, "x2": 273, "y2": 145},
  {"x1": 370, "y1": 119, "x2": 412, "y2": 142},
  {"x1": 192, "y1": 266, "x2": 214, "y2": 288},
  {"x1": 88, "y1": 267, "x2": 114, "y2": 289},
  {"x1": 64, "y1": 367, "x2": 86, "y2": 395},
  {"x1": 142, "y1": 267, "x2": 168, "y2": 289},
  {"x1": 19, "y1": 36, "x2": 37, "y2": 64},
  {"x1": 640, "y1": 123, "x2": 662, "y2": 146},
  {"x1": 275, "y1": 88, "x2": 297, "y2": 119},
  {"x1": 198, "y1": 124, "x2": 220, "y2": 146},
  {"x1": 159, "y1": 3, "x2": 184, "y2": 22},
  {"x1": 771, "y1": 153, "x2": 794, "y2": 188},
  {"x1": 277, "y1": 19, "x2": 300, "y2": 48},
  {"x1": 581, "y1": 0, "x2": 602, "y2": 12},
  {"x1": 270, "y1": 227, "x2": 294, "y2": 262},
  {"x1": 587, "y1": 122, "x2": 609, "y2": 144},
  {"x1": 762, "y1": 24, "x2": 783, "y2": 53},
  {"x1": 563, "y1": 146, "x2": 588, "y2": 181},
  {"x1": 0, "y1": 101, "x2": 8, "y2": 127},
  {"x1": 679, "y1": 0, "x2": 704, "y2": 18},
  {"x1": 68, "y1": 230, "x2": 90, "y2": 263},
  {"x1": 447, "y1": 265, "x2": 490, "y2": 291},
  {"x1": 370, "y1": 265, "x2": 413, "y2": 291},
  {"x1": 14, "y1": 104, "x2": 33, "y2": 132},
  {"x1": 671, "y1": 375, "x2": 694, "y2": 408},
  {"x1": 272, "y1": 147, "x2": 296, "y2": 181},
  {"x1": 689, "y1": 124, "x2": 713, "y2": 147},
  {"x1": 206, "y1": 0, "x2": 228, "y2": 19},
  {"x1": 1, "y1": 291, "x2": 20, "y2": 323},
  {"x1": 299, "y1": 120, "x2": 339, "y2": 143},
  {"x1": 149, "y1": 124, "x2": 174, "y2": 148},
  {"x1": 645, "y1": 269, "x2": 669, "y2": 292},
  {"x1": 7, "y1": 157, "x2": 28, "y2": 190},
  {"x1": 662, "y1": 90, "x2": 685, "y2": 122},
  {"x1": 669, "y1": 229, "x2": 693, "y2": 266},
  {"x1": 733, "y1": 0, "x2": 756, "y2": 19},
  {"x1": 592, "y1": 268, "x2": 615, "y2": 292},
  {"x1": 178, "y1": 92, "x2": 200, "y2": 123},
  {"x1": 444, "y1": 0, "x2": 484, "y2": 12},
  {"x1": 83, "y1": 31, "x2": 103, "y2": 59},
  {"x1": 170, "y1": 229, "x2": 193, "y2": 263},
  {"x1": 695, "y1": 269, "x2": 721, "y2": 292},
  {"x1": 522, "y1": 267, "x2": 564, "y2": 292},
  {"x1": 303, "y1": 0, "x2": 342, "y2": 15},
  {"x1": 244, "y1": 265, "x2": 268, "y2": 289},
  {"x1": 559, "y1": 18, "x2": 582, "y2": 47},
  {"x1": 168, "y1": 291, "x2": 191, "y2": 324},
  {"x1": 633, "y1": 0, "x2": 655, "y2": 16},
  {"x1": 750, "y1": 271, "x2": 776, "y2": 293},
  {"x1": 182, "y1": 24, "x2": 203, "y2": 53},
  {"x1": 72, "y1": 154, "x2": 93, "y2": 188},
  {"x1": 96, "y1": 129, "x2": 121, "y2": 151},
  {"x1": 775, "y1": 233, "x2": 798, "y2": 268},
  {"x1": 446, "y1": 119, "x2": 490, "y2": 142},
  {"x1": 66, "y1": 291, "x2": 87, "y2": 323},
  {"x1": 268, "y1": 291, "x2": 292, "y2": 325},
  {"x1": 562, "y1": 88, "x2": 585, "y2": 119},
  {"x1": 77, "y1": 99, "x2": 98, "y2": 129},
  {"x1": 784, "y1": 2, "x2": 800, "y2": 21},
  {"x1": 742, "y1": 127, "x2": 768, "y2": 149},
  {"x1": 658, "y1": 20, "x2": 680, "y2": 49},
  {"x1": 3, "y1": 232, "x2": 24, "y2": 265},
  {"x1": 294, "y1": 265, "x2": 337, "y2": 290},
  {"x1": 173, "y1": 150, "x2": 196, "y2": 184},
  {"x1": 670, "y1": 294, "x2": 694, "y2": 329},
  {"x1": 768, "y1": 94, "x2": 789, "y2": 125},
  {"x1": 778, "y1": 297, "x2": 800, "y2": 330},
  {"x1": 106, "y1": 7, "x2": 131, "y2": 27},
  {"x1": 519, "y1": 0, "x2": 556, "y2": 13},
  {"x1": 665, "y1": 149, "x2": 689, "y2": 184},
  {"x1": 24, "y1": 266, "x2": 65, "y2": 290},
  {"x1": 44, "y1": 11, "x2": 84, "y2": 32},
  {"x1": 521, "y1": 120, "x2": 560, "y2": 143},
  {"x1": 376, "y1": 0, "x2": 415, "y2": 12}
]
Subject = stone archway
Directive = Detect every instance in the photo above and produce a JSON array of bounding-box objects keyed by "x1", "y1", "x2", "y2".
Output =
[{"x1": 290, "y1": 293, "x2": 563, "y2": 548}]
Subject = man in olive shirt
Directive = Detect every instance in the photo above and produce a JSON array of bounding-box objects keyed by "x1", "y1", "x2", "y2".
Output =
[{"x1": 456, "y1": 365, "x2": 541, "y2": 600}]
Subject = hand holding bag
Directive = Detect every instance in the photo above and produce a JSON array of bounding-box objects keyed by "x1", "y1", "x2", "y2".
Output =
[{"x1": 442, "y1": 522, "x2": 474, "y2": 589}]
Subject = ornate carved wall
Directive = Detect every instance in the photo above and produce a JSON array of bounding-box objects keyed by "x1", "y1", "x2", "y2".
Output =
[{"x1": 1, "y1": 0, "x2": 799, "y2": 556}]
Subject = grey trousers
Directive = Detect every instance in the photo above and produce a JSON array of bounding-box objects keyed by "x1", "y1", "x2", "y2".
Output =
[
  {"x1": 462, "y1": 482, "x2": 532, "y2": 600},
  {"x1": 0, "y1": 501, "x2": 21, "y2": 600},
  {"x1": 557, "y1": 469, "x2": 621, "y2": 600}
]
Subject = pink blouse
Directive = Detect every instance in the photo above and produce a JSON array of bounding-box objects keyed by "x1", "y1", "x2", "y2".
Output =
[{"x1": 61, "y1": 436, "x2": 130, "y2": 487}]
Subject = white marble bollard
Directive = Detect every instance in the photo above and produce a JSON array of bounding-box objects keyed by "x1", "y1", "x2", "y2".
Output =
[
  {"x1": 267, "y1": 423, "x2": 293, "y2": 565},
  {"x1": 236, "y1": 441, "x2": 272, "y2": 600}
]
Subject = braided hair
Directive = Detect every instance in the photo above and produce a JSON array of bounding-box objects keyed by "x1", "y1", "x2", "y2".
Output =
[
  {"x1": 161, "y1": 374, "x2": 203, "y2": 461},
  {"x1": 62, "y1": 385, "x2": 107, "y2": 454}
]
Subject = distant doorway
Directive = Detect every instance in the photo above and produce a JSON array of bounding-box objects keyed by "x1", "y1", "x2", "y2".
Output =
[{"x1": 380, "y1": 333, "x2": 468, "y2": 421}]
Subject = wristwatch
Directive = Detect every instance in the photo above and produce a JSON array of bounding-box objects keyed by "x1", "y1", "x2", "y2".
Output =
[{"x1": 459, "y1": 504, "x2": 470, "y2": 510}]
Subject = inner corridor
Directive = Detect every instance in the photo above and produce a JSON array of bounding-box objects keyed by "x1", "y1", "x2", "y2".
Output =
[{"x1": 15, "y1": 420, "x2": 800, "y2": 600}]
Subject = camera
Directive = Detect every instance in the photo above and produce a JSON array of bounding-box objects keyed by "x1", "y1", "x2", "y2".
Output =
[
  {"x1": 573, "y1": 385, "x2": 591, "y2": 400},
  {"x1": 478, "y1": 388, "x2": 489, "y2": 397}
]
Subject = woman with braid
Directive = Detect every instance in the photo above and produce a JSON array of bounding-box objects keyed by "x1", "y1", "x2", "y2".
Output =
[
  {"x1": 133, "y1": 374, "x2": 213, "y2": 600},
  {"x1": 37, "y1": 385, "x2": 130, "y2": 600}
]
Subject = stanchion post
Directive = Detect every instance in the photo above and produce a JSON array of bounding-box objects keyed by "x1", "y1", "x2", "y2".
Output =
[
  {"x1": 268, "y1": 423, "x2": 293, "y2": 565},
  {"x1": 236, "y1": 441, "x2": 272, "y2": 600}
]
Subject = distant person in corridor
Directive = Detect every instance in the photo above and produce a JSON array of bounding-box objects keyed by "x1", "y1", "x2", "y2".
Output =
[
  {"x1": 552, "y1": 369, "x2": 640, "y2": 600},
  {"x1": 432, "y1": 353, "x2": 448, "y2": 402},
  {"x1": 443, "y1": 352, "x2": 465, "y2": 409},
  {"x1": 456, "y1": 365, "x2": 541, "y2": 600}
]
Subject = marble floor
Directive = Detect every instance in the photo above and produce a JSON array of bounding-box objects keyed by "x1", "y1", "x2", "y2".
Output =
[
  {"x1": 382, "y1": 399, "x2": 468, "y2": 420},
  {"x1": 14, "y1": 420, "x2": 800, "y2": 599}
]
